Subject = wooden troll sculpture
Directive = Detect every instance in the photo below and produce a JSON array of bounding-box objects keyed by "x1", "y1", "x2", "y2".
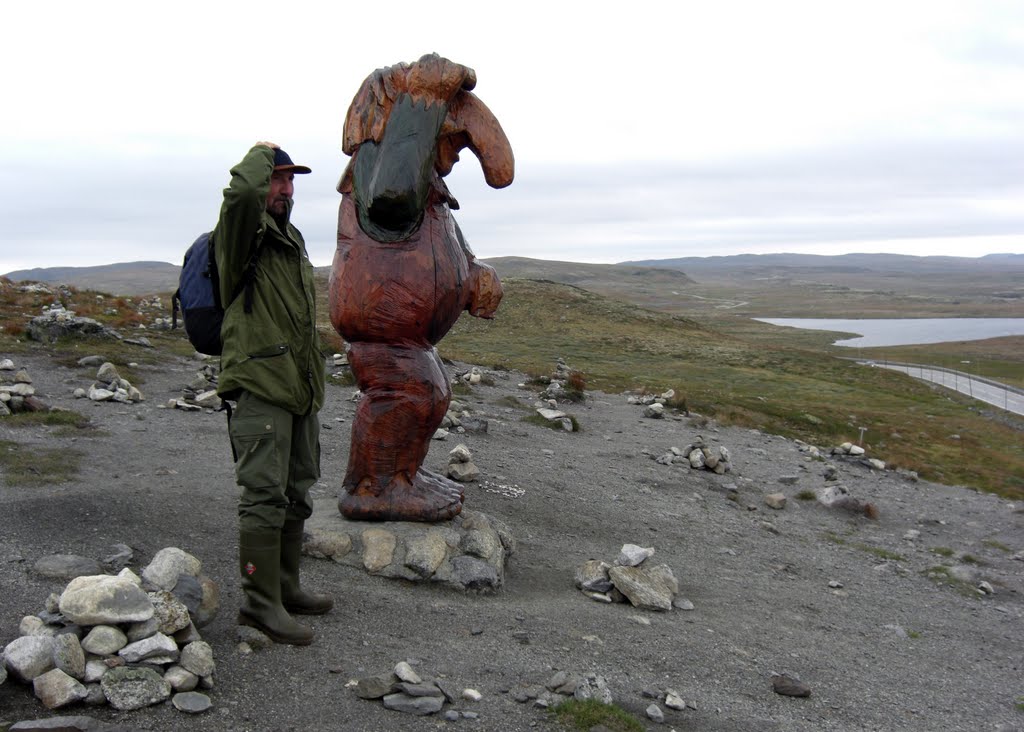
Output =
[{"x1": 329, "y1": 54, "x2": 514, "y2": 522}]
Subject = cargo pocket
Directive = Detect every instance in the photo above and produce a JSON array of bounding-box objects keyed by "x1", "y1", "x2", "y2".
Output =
[{"x1": 230, "y1": 416, "x2": 280, "y2": 488}]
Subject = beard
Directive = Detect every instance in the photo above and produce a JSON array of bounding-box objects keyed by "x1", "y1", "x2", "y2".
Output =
[{"x1": 267, "y1": 196, "x2": 291, "y2": 216}]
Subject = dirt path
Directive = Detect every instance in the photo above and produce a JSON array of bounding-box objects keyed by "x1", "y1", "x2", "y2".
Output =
[{"x1": 1, "y1": 346, "x2": 1022, "y2": 731}]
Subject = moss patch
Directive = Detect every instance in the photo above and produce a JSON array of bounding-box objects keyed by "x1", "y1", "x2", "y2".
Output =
[
  {"x1": 552, "y1": 699, "x2": 644, "y2": 732},
  {"x1": 0, "y1": 440, "x2": 84, "y2": 486}
]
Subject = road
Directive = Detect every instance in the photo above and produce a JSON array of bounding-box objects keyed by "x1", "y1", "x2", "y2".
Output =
[{"x1": 868, "y1": 362, "x2": 1024, "y2": 416}]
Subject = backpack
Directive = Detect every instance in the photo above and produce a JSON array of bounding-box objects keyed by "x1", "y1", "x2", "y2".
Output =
[{"x1": 171, "y1": 232, "x2": 260, "y2": 356}]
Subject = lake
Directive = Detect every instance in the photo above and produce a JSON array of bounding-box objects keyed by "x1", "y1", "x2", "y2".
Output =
[{"x1": 752, "y1": 318, "x2": 1024, "y2": 347}]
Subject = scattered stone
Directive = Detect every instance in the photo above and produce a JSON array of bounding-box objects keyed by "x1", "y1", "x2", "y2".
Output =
[
  {"x1": 142, "y1": 547, "x2": 202, "y2": 591},
  {"x1": 32, "y1": 555, "x2": 103, "y2": 581},
  {"x1": 81, "y1": 622, "x2": 129, "y2": 659},
  {"x1": 179, "y1": 641, "x2": 215, "y2": 678},
  {"x1": 672, "y1": 597, "x2": 695, "y2": 611},
  {"x1": 51, "y1": 634, "x2": 86, "y2": 680},
  {"x1": 118, "y1": 632, "x2": 178, "y2": 664},
  {"x1": 665, "y1": 689, "x2": 686, "y2": 710},
  {"x1": 4, "y1": 635, "x2": 56, "y2": 682},
  {"x1": 102, "y1": 544, "x2": 133, "y2": 572},
  {"x1": 394, "y1": 661, "x2": 422, "y2": 684},
  {"x1": 778, "y1": 475, "x2": 799, "y2": 485},
  {"x1": 356, "y1": 673, "x2": 398, "y2": 699},
  {"x1": 101, "y1": 666, "x2": 172, "y2": 711},
  {"x1": 59, "y1": 575, "x2": 153, "y2": 626},
  {"x1": 607, "y1": 564, "x2": 678, "y2": 611},
  {"x1": 149, "y1": 591, "x2": 192, "y2": 635},
  {"x1": 462, "y1": 688, "x2": 482, "y2": 702},
  {"x1": 172, "y1": 691, "x2": 212, "y2": 713},
  {"x1": 765, "y1": 493, "x2": 787, "y2": 510},
  {"x1": 646, "y1": 703, "x2": 664, "y2": 722},
  {"x1": 33, "y1": 669, "x2": 87, "y2": 709},
  {"x1": 978, "y1": 581, "x2": 995, "y2": 595},
  {"x1": 573, "y1": 674, "x2": 612, "y2": 704},
  {"x1": 772, "y1": 674, "x2": 811, "y2": 697},
  {"x1": 644, "y1": 403, "x2": 665, "y2": 419},
  {"x1": 615, "y1": 544, "x2": 655, "y2": 567},
  {"x1": 382, "y1": 692, "x2": 444, "y2": 715},
  {"x1": 575, "y1": 560, "x2": 613, "y2": 593}
]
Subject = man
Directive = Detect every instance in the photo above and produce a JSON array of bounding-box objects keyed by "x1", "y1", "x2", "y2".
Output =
[{"x1": 213, "y1": 141, "x2": 331, "y2": 645}]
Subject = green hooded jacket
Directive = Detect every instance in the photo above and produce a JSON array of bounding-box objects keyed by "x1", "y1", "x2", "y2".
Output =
[{"x1": 212, "y1": 145, "x2": 325, "y2": 415}]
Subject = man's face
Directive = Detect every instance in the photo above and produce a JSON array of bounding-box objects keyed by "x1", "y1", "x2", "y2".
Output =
[{"x1": 266, "y1": 170, "x2": 295, "y2": 216}]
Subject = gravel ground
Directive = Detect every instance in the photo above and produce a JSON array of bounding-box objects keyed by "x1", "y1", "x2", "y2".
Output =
[{"x1": 1, "y1": 346, "x2": 1022, "y2": 732}]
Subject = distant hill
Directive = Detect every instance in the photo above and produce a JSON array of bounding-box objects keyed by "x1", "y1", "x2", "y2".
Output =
[
  {"x1": 2, "y1": 261, "x2": 179, "y2": 296},
  {"x1": 621, "y1": 251, "x2": 1024, "y2": 275}
]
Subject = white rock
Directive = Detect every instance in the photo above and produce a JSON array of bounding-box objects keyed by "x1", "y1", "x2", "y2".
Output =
[
  {"x1": 33, "y1": 668, "x2": 88, "y2": 709},
  {"x1": 3, "y1": 635, "x2": 55, "y2": 682},
  {"x1": 394, "y1": 661, "x2": 421, "y2": 684},
  {"x1": 615, "y1": 544, "x2": 655, "y2": 567},
  {"x1": 143, "y1": 547, "x2": 202, "y2": 591},
  {"x1": 59, "y1": 575, "x2": 154, "y2": 625},
  {"x1": 462, "y1": 688, "x2": 482, "y2": 702},
  {"x1": 119, "y1": 633, "x2": 179, "y2": 664},
  {"x1": 448, "y1": 444, "x2": 472, "y2": 464}
]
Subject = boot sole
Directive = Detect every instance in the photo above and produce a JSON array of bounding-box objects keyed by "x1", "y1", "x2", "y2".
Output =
[
  {"x1": 283, "y1": 602, "x2": 334, "y2": 616},
  {"x1": 238, "y1": 611, "x2": 314, "y2": 646}
]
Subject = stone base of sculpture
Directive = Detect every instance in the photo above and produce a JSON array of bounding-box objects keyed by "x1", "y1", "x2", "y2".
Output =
[{"x1": 303, "y1": 499, "x2": 514, "y2": 592}]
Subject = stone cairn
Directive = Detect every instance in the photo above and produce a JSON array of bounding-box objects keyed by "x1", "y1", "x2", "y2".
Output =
[
  {"x1": 0, "y1": 361, "x2": 51, "y2": 415},
  {"x1": 650, "y1": 436, "x2": 732, "y2": 475},
  {"x1": 574, "y1": 544, "x2": 692, "y2": 611},
  {"x1": 627, "y1": 387, "x2": 678, "y2": 419},
  {"x1": 433, "y1": 398, "x2": 491, "y2": 441},
  {"x1": 26, "y1": 305, "x2": 117, "y2": 344},
  {"x1": 524, "y1": 358, "x2": 583, "y2": 431},
  {"x1": 351, "y1": 660, "x2": 484, "y2": 720},
  {"x1": 446, "y1": 443, "x2": 480, "y2": 483},
  {"x1": 165, "y1": 360, "x2": 222, "y2": 412},
  {"x1": 71, "y1": 360, "x2": 144, "y2": 404},
  {"x1": 1, "y1": 547, "x2": 219, "y2": 715}
]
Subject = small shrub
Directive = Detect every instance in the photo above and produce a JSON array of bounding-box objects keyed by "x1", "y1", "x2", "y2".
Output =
[
  {"x1": 982, "y1": 539, "x2": 1012, "y2": 553},
  {"x1": 854, "y1": 543, "x2": 904, "y2": 562},
  {"x1": 451, "y1": 381, "x2": 473, "y2": 396},
  {"x1": 795, "y1": 489, "x2": 817, "y2": 501},
  {"x1": 552, "y1": 698, "x2": 644, "y2": 732},
  {"x1": 930, "y1": 547, "x2": 955, "y2": 558}
]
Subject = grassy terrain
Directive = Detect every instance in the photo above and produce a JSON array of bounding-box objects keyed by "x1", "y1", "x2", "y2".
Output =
[
  {"x1": 488, "y1": 255, "x2": 1024, "y2": 319},
  {"x1": 3, "y1": 271, "x2": 1022, "y2": 499},
  {"x1": 438, "y1": 279, "x2": 1024, "y2": 499}
]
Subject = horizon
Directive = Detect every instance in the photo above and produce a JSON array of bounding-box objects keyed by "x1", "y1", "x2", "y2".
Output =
[{"x1": 5, "y1": 249, "x2": 1024, "y2": 279}]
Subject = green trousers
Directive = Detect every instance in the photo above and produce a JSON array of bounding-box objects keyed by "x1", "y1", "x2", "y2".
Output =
[{"x1": 229, "y1": 391, "x2": 320, "y2": 533}]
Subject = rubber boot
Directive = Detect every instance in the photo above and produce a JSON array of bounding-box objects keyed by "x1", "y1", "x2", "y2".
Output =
[
  {"x1": 238, "y1": 530, "x2": 314, "y2": 645},
  {"x1": 280, "y1": 520, "x2": 334, "y2": 615}
]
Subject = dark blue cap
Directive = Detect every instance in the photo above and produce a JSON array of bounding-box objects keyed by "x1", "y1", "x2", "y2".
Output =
[{"x1": 273, "y1": 148, "x2": 311, "y2": 174}]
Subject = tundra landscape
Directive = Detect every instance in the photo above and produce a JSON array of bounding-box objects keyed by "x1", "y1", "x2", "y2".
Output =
[{"x1": 0, "y1": 253, "x2": 1022, "y2": 732}]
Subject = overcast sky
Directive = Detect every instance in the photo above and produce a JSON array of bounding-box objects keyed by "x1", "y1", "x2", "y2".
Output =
[{"x1": 2, "y1": 0, "x2": 1022, "y2": 274}]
